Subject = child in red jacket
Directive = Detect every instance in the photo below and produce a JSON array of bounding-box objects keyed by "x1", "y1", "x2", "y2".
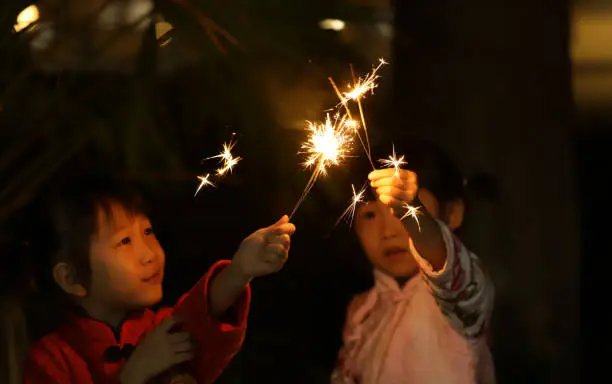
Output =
[{"x1": 23, "y1": 178, "x2": 296, "y2": 384}]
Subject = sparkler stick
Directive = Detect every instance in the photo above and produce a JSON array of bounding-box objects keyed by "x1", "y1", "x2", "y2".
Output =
[
  {"x1": 329, "y1": 77, "x2": 374, "y2": 169},
  {"x1": 327, "y1": 59, "x2": 387, "y2": 170},
  {"x1": 289, "y1": 114, "x2": 354, "y2": 219},
  {"x1": 350, "y1": 64, "x2": 372, "y2": 164},
  {"x1": 344, "y1": 58, "x2": 386, "y2": 162},
  {"x1": 194, "y1": 133, "x2": 241, "y2": 196}
]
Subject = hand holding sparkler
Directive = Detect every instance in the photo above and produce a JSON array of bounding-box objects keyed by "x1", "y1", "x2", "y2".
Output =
[
  {"x1": 230, "y1": 215, "x2": 296, "y2": 280},
  {"x1": 369, "y1": 167, "x2": 423, "y2": 231}
]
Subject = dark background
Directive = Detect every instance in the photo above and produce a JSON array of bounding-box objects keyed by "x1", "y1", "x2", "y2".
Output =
[{"x1": 0, "y1": 0, "x2": 600, "y2": 382}]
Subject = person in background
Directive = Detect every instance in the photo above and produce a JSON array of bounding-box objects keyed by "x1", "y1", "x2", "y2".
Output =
[{"x1": 332, "y1": 140, "x2": 496, "y2": 384}]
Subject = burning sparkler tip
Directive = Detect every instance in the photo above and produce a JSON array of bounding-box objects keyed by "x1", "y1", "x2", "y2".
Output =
[{"x1": 400, "y1": 202, "x2": 422, "y2": 232}]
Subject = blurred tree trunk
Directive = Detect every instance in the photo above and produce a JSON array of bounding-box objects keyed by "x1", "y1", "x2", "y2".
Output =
[
  {"x1": 0, "y1": 296, "x2": 29, "y2": 384},
  {"x1": 392, "y1": 0, "x2": 579, "y2": 383}
]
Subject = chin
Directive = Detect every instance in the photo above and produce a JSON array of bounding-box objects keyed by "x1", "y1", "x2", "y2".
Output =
[
  {"x1": 382, "y1": 261, "x2": 418, "y2": 279},
  {"x1": 137, "y1": 288, "x2": 163, "y2": 308}
]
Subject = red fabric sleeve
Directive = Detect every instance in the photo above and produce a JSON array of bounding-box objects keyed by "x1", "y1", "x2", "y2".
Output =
[
  {"x1": 24, "y1": 339, "x2": 72, "y2": 384},
  {"x1": 170, "y1": 259, "x2": 251, "y2": 384}
]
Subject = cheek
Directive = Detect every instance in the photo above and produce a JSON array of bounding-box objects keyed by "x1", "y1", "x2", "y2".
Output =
[
  {"x1": 89, "y1": 255, "x2": 136, "y2": 294},
  {"x1": 150, "y1": 238, "x2": 166, "y2": 266},
  {"x1": 148, "y1": 236, "x2": 164, "y2": 254},
  {"x1": 356, "y1": 228, "x2": 379, "y2": 258}
]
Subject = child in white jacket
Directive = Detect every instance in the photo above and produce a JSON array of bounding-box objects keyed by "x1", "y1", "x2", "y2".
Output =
[{"x1": 332, "y1": 141, "x2": 495, "y2": 384}]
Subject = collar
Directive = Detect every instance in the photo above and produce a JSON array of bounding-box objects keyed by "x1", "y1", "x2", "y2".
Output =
[
  {"x1": 59, "y1": 307, "x2": 153, "y2": 347},
  {"x1": 373, "y1": 269, "x2": 421, "y2": 303}
]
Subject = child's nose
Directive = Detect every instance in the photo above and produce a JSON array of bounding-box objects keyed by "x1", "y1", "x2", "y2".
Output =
[
  {"x1": 381, "y1": 209, "x2": 399, "y2": 239},
  {"x1": 140, "y1": 239, "x2": 160, "y2": 265}
]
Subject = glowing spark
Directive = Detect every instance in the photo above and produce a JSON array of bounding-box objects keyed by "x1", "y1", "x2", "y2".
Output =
[
  {"x1": 400, "y1": 202, "x2": 422, "y2": 232},
  {"x1": 301, "y1": 114, "x2": 353, "y2": 175},
  {"x1": 378, "y1": 144, "x2": 406, "y2": 178},
  {"x1": 335, "y1": 183, "x2": 367, "y2": 228},
  {"x1": 344, "y1": 119, "x2": 359, "y2": 132},
  {"x1": 328, "y1": 59, "x2": 388, "y2": 169},
  {"x1": 290, "y1": 113, "x2": 355, "y2": 218},
  {"x1": 194, "y1": 174, "x2": 215, "y2": 196},
  {"x1": 204, "y1": 134, "x2": 242, "y2": 176},
  {"x1": 194, "y1": 134, "x2": 240, "y2": 196},
  {"x1": 341, "y1": 58, "x2": 387, "y2": 103}
]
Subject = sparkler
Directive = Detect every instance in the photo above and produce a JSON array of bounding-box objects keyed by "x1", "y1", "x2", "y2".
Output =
[
  {"x1": 194, "y1": 133, "x2": 241, "y2": 196},
  {"x1": 400, "y1": 202, "x2": 422, "y2": 232},
  {"x1": 203, "y1": 133, "x2": 242, "y2": 176},
  {"x1": 328, "y1": 58, "x2": 387, "y2": 169},
  {"x1": 334, "y1": 183, "x2": 367, "y2": 228},
  {"x1": 289, "y1": 113, "x2": 355, "y2": 219},
  {"x1": 378, "y1": 143, "x2": 406, "y2": 178},
  {"x1": 377, "y1": 144, "x2": 421, "y2": 229},
  {"x1": 194, "y1": 174, "x2": 215, "y2": 196},
  {"x1": 292, "y1": 59, "x2": 414, "y2": 229}
]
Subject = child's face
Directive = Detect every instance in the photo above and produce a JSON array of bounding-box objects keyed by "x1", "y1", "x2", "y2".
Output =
[
  {"x1": 87, "y1": 202, "x2": 165, "y2": 310},
  {"x1": 354, "y1": 188, "x2": 440, "y2": 278}
]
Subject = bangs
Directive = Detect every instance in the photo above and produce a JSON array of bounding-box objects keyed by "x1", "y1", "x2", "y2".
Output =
[
  {"x1": 92, "y1": 193, "x2": 147, "y2": 236},
  {"x1": 47, "y1": 174, "x2": 147, "y2": 260}
]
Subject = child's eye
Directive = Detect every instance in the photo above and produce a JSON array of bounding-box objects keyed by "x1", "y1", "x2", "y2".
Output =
[
  {"x1": 119, "y1": 237, "x2": 131, "y2": 246},
  {"x1": 363, "y1": 211, "x2": 376, "y2": 220},
  {"x1": 144, "y1": 227, "x2": 154, "y2": 236}
]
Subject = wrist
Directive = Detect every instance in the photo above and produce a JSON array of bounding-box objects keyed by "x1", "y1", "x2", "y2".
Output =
[
  {"x1": 226, "y1": 260, "x2": 253, "y2": 287},
  {"x1": 119, "y1": 364, "x2": 144, "y2": 384}
]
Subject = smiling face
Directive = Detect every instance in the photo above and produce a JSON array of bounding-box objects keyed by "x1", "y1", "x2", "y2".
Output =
[
  {"x1": 85, "y1": 201, "x2": 165, "y2": 311},
  {"x1": 354, "y1": 188, "x2": 441, "y2": 278}
]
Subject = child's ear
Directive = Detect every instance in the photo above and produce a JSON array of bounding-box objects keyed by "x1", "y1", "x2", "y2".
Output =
[
  {"x1": 52, "y1": 262, "x2": 87, "y2": 297},
  {"x1": 445, "y1": 198, "x2": 465, "y2": 231}
]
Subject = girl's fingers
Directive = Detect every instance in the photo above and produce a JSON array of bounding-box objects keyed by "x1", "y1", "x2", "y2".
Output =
[
  {"x1": 370, "y1": 176, "x2": 416, "y2": 190},
  {"x1": 173, "y1": 351, "x2": 195, "y2": 364},
  {"x1": 368, "y1": 169, "x2": 392, "y2": 180},
  {"x1": 369, "y1": 169, "x2": 417, "y2": 182},
  {"x1": 267, "y1": 234, "x2": 291, "y2": 248},
  {"x1": 169, "y1": 332, "x2": 191, "y2": 344},
  {"x1": 173, "y1": 340, "x2": 194, "y2": 353},
  {"x1": 375, "y1": 186, "x2": 411, "y2": 200},
  {"x1": 264, "y1": 244, "x2": 288, "y2": 263},
  {"x1": 267, "y1": 223, "x2": 296, "y2": 238}
]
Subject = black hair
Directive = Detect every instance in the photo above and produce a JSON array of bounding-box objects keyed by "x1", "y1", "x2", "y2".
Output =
[
  {"x1": 326, "y1": 138, "x2": 498, "y2": 285},
  {"x1": 16, "y1": 173, "x2": 148, "y2": 337},
  {"x1": 348, "y1": 137, "x2": 498, "y2": 207},
  {"x1": 25, "y1": 173, "x2": 148, "y2": 293}
]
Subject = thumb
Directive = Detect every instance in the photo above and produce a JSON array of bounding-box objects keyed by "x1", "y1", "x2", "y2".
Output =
[
  {"x1": 269, "y1": 215, "x2": 289, "y2": 228},
  {"x1": 158, "y1": 315, "x2": 183, "y2": 332}
]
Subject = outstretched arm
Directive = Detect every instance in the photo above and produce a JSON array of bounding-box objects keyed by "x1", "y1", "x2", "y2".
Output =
[
  {"x1": 369, "y1": 168, "x2": 494, "y2": 339},
  {"x1": 170, "y1": 260, "x2": 250, "y2": 384},
  {"x1": 410, "y1": 220, "x2": 494, "y2": 339}
]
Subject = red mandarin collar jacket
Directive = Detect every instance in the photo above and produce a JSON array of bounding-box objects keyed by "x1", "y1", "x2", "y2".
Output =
[{"x1": 24, "y1": 260, "x2": 250, "y2": 384}]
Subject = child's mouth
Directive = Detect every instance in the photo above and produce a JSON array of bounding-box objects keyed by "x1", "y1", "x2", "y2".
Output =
[
  {"x1": 143, "y1": 271, "x2": 163, "y2": 284},
  {"x1": 384, "y1": 246, "x2": 409, "y2": 258}
]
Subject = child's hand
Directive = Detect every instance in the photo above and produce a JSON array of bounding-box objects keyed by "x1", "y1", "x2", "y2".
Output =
[
  {"x1": 369, "y1": 168, "x2": 418, "y2": 213},
  {"x1": 231, "y1": 215, "x2": 296, "y2": 281},
  {"x1": 120, "y1": 316, "x2": 194, "y2": 384}
]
